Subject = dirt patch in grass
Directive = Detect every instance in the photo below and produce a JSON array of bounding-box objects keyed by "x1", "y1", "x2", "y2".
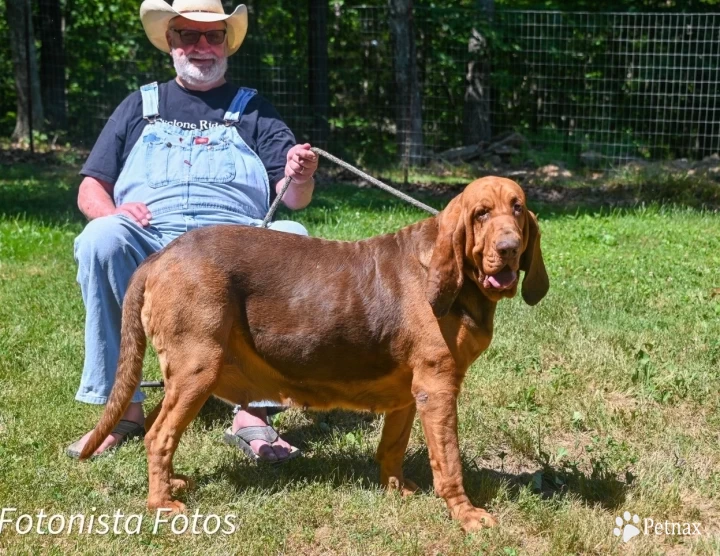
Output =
[
  {"x1": 319, "y1": 156, "x2": 720, "y2": 212},
  {"x1": 0, "y1": 143, "x2": 88, "y2": 168},
  {"x1": 602, "y1": 391, "x2": 639, "y2": 414}
]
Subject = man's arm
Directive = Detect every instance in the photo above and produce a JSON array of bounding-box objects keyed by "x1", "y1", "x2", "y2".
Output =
[
  {"x1": 276, "y1": 177, "x2": 314, "y2": 210},
  {"x1": 277, "y1": 143, "x2": 318, "y2": 210},
  {"x1": 77, "y1": 176, "x2": 151, "y2": 226},
  {"x1": 78, "y1": 176, "x2": 116, "y2": 220}
]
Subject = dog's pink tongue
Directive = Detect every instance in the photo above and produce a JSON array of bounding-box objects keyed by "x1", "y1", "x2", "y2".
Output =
[{"x1": 486, "y1": 269, "x2": 517, "y2": 289}]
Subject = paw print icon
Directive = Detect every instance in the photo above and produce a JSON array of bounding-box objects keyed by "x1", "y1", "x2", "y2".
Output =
[{"x1": 614, "y1": 511, "x2": 641, "y2": 543}]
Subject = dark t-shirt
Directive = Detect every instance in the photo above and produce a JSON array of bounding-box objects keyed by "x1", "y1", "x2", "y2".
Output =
[{"x1": 81, "y1": 79, "x2": 295, "y2": 198}]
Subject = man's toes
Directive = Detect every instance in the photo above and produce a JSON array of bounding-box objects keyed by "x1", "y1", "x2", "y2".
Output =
[
  {"x1": 251, "y1": 440, "x2": 278, "y2": 462},
  {"x1": 272, "y1": 444, "x2": 290, "y2": 460},
  {"x1": 94, "y1": 434, "x2": 120, "y2": 455}
]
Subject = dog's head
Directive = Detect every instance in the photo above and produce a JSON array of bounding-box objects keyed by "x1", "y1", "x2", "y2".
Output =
[{"x1": 425, "y1": 177, "x2": 549, "y2": 318}]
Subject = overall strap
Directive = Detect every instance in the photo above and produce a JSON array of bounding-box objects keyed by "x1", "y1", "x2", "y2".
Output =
[
  {"x1": 223, "y1": 87, "x2": 258, "y2": 125},
  {"x1": 140, "y1": 82, "x2": 160, "y2": 123}
]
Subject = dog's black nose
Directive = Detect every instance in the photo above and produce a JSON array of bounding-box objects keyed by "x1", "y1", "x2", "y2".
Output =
[{"x1": 496, "y1": 237, "x2": 520, "y2": 258}]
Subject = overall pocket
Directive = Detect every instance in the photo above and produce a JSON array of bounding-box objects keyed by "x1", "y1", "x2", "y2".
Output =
[
  {"x1": 189, "y1": 136, "x2": 236, "y2": 184},
  {"x1": 144, "y1": 135, "x2": 188, "y2": 188}
]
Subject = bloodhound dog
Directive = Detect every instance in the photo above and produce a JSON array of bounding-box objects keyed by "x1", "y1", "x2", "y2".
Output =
[{"x1": 80, "y1": 176, "x2": 549, "y2": 532}]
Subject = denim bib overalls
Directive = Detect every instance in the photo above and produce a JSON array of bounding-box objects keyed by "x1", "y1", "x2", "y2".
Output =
[{"x1": 74, "y1": 82, "x2": 307, "y2": 404}]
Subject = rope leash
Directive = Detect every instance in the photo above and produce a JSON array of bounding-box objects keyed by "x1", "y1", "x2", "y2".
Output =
[
  {"x1": 142, "y1": 148, "x2": 437, "y2": 388},
  {"x1": 262, "y1": 146, "x2": 439, "y2": 227}
]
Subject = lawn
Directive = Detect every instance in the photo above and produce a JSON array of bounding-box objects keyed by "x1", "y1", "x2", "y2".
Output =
[{"x1": 1, "y1": 162, "x2": 719, "y2": 555}]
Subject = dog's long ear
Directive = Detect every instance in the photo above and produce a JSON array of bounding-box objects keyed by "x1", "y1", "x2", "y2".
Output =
[
  {"x1": 426, "y1": 197, "x2": 466, "y2": 318},
  {"x1": 520, "y1": 210, "x2": 549, "y2": 306}
]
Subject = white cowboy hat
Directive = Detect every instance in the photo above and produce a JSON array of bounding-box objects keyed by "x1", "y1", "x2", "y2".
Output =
[{"x1": 140, "y1": 0, "x2": 248, "y2": 55}]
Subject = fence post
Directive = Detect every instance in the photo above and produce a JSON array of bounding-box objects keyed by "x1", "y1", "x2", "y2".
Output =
[{"x1": 24, "y1": 0, "x2": 34, "y2": 153}]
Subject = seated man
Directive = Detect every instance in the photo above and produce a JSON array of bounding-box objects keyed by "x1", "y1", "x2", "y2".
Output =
[{"x1": 67, "y1": 0, "x2": 318, "y2": 463}]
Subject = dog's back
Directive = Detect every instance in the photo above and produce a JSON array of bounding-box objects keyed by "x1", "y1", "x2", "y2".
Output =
[{"x1": 138, "y1": 223, "x2": 436, "y2": 409}]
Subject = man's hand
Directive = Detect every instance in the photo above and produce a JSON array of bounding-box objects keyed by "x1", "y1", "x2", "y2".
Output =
[
  {"x1": 113, "y1": 203, "x2": 152, "y2": 227},
  {"x1": 285, "y1": 143, "x2": 318, "y2": 184}
]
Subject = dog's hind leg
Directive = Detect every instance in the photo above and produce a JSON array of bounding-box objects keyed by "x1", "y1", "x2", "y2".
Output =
[
  {"x1": 376, "y1": 404, "x2": 418, "y2": 496},
  {"x1": 142, "y1": 395, "x2": 195, "y2": 493},
  {"x1": 144, "y1": 396, "x2": 164, "y2": 432},
  {"x1": 143, "y1": 343, "x2": 222, "y2": 513}
]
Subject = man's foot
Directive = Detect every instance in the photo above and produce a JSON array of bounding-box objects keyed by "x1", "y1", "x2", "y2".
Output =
[
  {"x1": 67, "y1": 402, "x2": 145, "y2": 458},
  {"x1": 228, "y1": 407, "x2": 299, "y2": 463}
]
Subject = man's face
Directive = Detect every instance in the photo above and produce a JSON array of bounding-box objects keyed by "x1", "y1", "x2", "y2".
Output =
[{"x1": 167, "y1": 18, "x2": 228, "y2": 87}]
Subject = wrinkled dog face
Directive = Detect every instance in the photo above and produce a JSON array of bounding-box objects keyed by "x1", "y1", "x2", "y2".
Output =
[
  {"x1": 426, "y1": 177, "x2": 548, "y2": 317},
  {"x1": 464, "y1": 179, "x2": 527, "y2": 302}
]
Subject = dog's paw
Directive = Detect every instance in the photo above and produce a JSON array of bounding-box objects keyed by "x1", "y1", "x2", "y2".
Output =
[
  {"x1": 458, "y1": 508, "x2": 497, "y2": 532},
  {"x1": 147, "y1": 499, "x2": 187, "y2": 514},
  {"x1": 385, "y1": 476, "x2": 419, "y2": 497},
  {"x1": 170, "y1": 474, "x2": 195, "y2": 492},
  {"x1": 400, "y1": 478, "x2": 419, "y2": 497}
]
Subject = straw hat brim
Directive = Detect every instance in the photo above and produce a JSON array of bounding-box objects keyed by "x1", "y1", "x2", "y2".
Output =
[{"x1": 140, "y1": 0, "x2": 247, "y2": 55}]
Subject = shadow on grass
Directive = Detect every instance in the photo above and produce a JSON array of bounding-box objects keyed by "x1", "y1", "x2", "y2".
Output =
[
  {"x1": 193, "y1": 399, "x2": 627, "y2": 512},
  {"x1": 3, "y1": 156, "x2": 715, "y2": 229},
  {"x1": 313, "y1": 163, "x2": 720, "y2": 215},
  {"x1": 275, "y1": 180, "x2": 717, "y2": 231},
  {"x1": 0, "y1": 161, "x2": 85, "y2": 224},
  {"x1": 472, "y1": 459, "x2": 628, "y2": 511},
  {"x1": 523, "y1": 181, "x2": 720, "y2": 214}
]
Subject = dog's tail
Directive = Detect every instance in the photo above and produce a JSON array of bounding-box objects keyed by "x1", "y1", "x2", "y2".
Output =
[{"x1": 79, "y1": 263, "x2": 150, "y2": 460}]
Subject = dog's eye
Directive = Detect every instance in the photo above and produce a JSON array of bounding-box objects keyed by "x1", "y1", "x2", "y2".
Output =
[
  {"x1": 513, "y1": 203, "x2": 523, "y2": 215},
  {"x1": 476, "y1": 209, "x2": 490, "y2": 221}
]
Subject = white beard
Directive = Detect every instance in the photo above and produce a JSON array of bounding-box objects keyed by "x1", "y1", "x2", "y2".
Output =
[{"x1": 172, "y1": 51, "x2": 227, "y2": 87}]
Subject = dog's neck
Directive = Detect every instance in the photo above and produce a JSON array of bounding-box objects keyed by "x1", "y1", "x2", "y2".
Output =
[
  {"x1": 403, "y1": 217, "x2": 439, "y2": 269},
  {"x1": 398, "y1": 216, "x2": 498, "y2": 321}
]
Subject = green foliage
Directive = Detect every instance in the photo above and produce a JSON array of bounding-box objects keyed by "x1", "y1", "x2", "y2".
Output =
[
  {"x1": 489, "y1": 10, "x2": 720, "y2": 160},
  {"x1": 2, "y1": 0, "x2": 720, "y2": 163},
  {"x1": 63, "y1": 0, "x2": 173, "y2": 142},
  {"x1": 495, "y1": 0, "x2": 720, "y2": 8}
]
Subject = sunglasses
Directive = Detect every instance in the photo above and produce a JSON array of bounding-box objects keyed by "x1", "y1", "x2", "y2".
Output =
[{"x1": 170, "y1": 28, "x2": 227, "y2": 46}]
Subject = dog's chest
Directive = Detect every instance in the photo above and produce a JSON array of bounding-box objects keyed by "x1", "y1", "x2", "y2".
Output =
[{"x1": 448, "y1": 304, "x2": 495, "y2": 365}]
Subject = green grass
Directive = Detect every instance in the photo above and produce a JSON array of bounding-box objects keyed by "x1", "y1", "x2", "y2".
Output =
[{"x1": 1, "y1": 166, "x2": 720, "y2": 555}]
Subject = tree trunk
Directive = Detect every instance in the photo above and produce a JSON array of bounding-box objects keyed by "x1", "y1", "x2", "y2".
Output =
[
  {"x1": 464, "y1": 0, "x2": 493, "y2": 145},
  {"x1": 39, "y1": 0, "x2": 67, "y2": 130},
  {"x1": 308, "y1": 0, "x2": 329, "y2": 145},
  {"x1": 6, "y1": 0, "x2": 44, "y2": 141},
  {"x1": 388, "y1": 0, "x2": 423, "y2": 165}
]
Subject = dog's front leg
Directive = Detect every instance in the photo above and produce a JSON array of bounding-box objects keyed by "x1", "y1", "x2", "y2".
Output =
[
  {"x1": 413, "y1": 385, "x2": 497, "y2": 532},
  {"x1": 376, "y1": 404, "x2": 418, "y2": 496}
]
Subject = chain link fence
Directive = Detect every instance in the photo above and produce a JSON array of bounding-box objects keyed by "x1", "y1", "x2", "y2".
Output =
[{"x1": 2, "y1": 6, "x2": 719, "y2": 166}]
